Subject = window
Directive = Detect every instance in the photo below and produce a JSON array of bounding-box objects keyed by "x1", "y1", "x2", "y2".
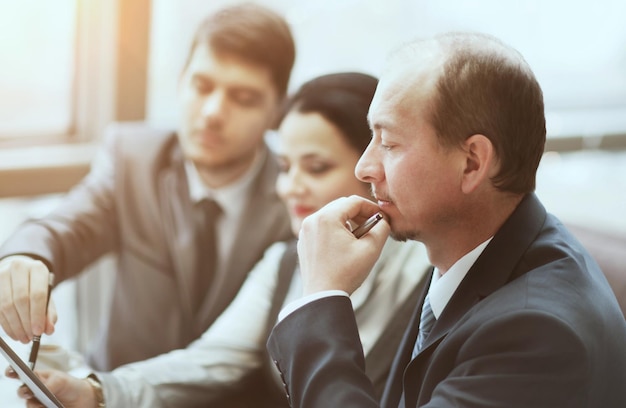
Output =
[
  {"x1": 0, "y1": 0, "x2": 122, "y2": 198},
  {"x1": 0, "y1": 0, "x2": 121, "y2": 148},
  {"x1": 0, "y1": 0, "x2": 77, "y2": 143}
]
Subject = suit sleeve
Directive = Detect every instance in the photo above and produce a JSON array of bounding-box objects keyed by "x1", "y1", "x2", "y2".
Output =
[
  {"x1": 267, "y1": 296, "x2": 381, "y2": 408},
  {"x1": 0, "y1": 127, "x2": 120, "y2": 281},
  {"x1": 97, "y1": 242, "x2": 287, "y2": 408}
]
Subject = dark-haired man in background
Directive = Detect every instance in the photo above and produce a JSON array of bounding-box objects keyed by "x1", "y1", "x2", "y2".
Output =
[{"x1": 0, "y1": 2, "x2": 294, "y2": 372}]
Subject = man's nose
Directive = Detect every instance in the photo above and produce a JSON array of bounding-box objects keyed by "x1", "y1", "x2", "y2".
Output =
[
  {"x1": 201, "y1": 90, "x2": 227, "y2": 119},
  {"x1": 355, "y1": 142, "x2": 379, "y2": 183}
]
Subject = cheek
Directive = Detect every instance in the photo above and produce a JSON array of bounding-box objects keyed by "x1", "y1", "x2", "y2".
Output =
[
  {"x1": 275, "y1": 174, "x2": 289, "y2": 200},
  {"x1": 232, "y1": 109, "x2": 273, "y2": 134},
  {"x1": 321, "y1": 176, "x2": 367, "y2": 203},
  {"x1": 177, "y1": 89, "x2": 197, "y2": 117},
  {"x1": 290, "y1": 218, "x2": 302, "y2": 236}
]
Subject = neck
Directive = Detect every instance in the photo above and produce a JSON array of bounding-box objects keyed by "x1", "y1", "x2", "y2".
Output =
[
  {"x1": 195, "y1": 147, "x2": 262, "y2": 189},
  {"x1": 428, "y1": 193, "x2": 523, "y2": 274}
]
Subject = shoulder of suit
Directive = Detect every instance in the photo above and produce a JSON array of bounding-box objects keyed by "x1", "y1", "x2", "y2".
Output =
[
  {"x1": 102, "y1": 121, "x2": 179, "y2": 167},
  {"x1": 247, "y1": 142, "x2": 283, "y2": 195},
  {"x1": 104, "y1": 121, "x2": 175, "y2": 151}
]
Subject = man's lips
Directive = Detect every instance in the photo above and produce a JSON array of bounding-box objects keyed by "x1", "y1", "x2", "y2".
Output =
[
  {"x1": 194, "y1": 131, "x2": 222, "y2": 147},
  {"x1": 376, "y1": 198, "x2": 394, "y2": 210},
  {"x1": 373, "y1": 194, "x2": 391, "y2": 204}
]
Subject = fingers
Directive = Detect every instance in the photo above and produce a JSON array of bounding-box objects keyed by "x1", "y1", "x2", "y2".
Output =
[
  {"x1": 7, "y1": 365, "x2": 79, "y2": 408},
  {"x1": 45, "y1": 298, "x2": 58, "y2": 336},
  {"x1": 21, "y1": 383, "x2": 46, "y2": 408},
  {"x1": 7, "y1": 366, "x2": 47, "y2": 407},
  {"x1": 304, "y1": 196, "x2": 381, "y2": 239},
  {"x1": 20, "y1": 369, "x2": 88, "y2": 407},
  {"x1": 5, "y1": 365, "x2": 18, "y2": 378},
  {"x1": 18, "y1": 383, "x2": 35, "y2": 399},
  {"x1": 0, "y1": 261, "x2": 30, "y2": 343},
  {"x1": 26, "y1": 399, "x2": 46, "y2": 408},
  {"x1": 329, "y1": 195, "x2": 382, "y2": 224},
  {"x1": 297, "y1": 196, "x2": 389, "y2": 295},
  {"x1": 18, "y1": 370, "x2": 52, "y2": 402},
  {"x1": 359, "y1": 215, "x2": 390, "y2": 242},
  {"x1": 29, "y1": 265, "x2": 51, "y2": 337},
  {"x1": 0, "y1": 256, "x2": 53, "y2": 342}
]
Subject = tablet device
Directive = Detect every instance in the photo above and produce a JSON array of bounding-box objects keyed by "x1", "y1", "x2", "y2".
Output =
[{"x1": 0, "y1": 337, "x2": 65, "y2": 408}]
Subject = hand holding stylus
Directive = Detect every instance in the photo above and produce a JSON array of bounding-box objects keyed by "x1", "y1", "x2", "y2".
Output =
[
  {"x1": 28, "y1": 273, "x2": 55, "y2": 370},
  {"x1": 352, "y1": 212, "x2": 384, "y2": 238},
  {"x1": 0, "y1": 257, "x2": 58, "y2": 343},
  {"x1": 298, "y1": 196, "x2": 389, "y2": 296}
]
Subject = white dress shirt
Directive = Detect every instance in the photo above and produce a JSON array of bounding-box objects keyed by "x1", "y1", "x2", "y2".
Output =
[
  {"x1": 429, "y1": 237, "x2": 492, "y2": 318},
  {"x1": 281, "y1": 237, "x2": 492, "y2": 323},
  {"x1": 184, "y1": 149, "x2": 266, "y2": 278}
]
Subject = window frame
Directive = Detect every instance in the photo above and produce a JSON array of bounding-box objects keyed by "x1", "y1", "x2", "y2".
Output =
[{"x1": 0, "y1": 0, "x2": 151, "y2": 198}]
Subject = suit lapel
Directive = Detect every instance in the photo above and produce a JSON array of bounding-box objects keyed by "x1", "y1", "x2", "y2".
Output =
[
  {"x1": 423, "y1": 193, "x2": 547, "y2": 352},
  {"x1": 397, "y1": 194, "x2": 548, "y2": 407},
  {"x1": 366, "y1": 276, "x2": 427, "y2": 398},
  {"x1": 380, "y1": 267, "x2": 432, "y2": 408},
  {"x1": 158, "y1": 147, "x2": 196, "y2": 320}
]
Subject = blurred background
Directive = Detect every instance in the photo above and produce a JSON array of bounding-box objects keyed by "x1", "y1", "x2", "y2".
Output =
[{"x1": 0, "y1": 0, "x2": 625, "y2": 353}]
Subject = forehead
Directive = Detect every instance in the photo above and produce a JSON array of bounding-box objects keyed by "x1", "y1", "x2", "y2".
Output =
[
  {"x1": 368, "y1": 60, "x2": 441, "y2": 130},
  {"x1": 277, "y1": 112, "x2": 353, "y2": 156},
  {"x1": 184, "y1": 44, "x2": 277, "y2": 93}
]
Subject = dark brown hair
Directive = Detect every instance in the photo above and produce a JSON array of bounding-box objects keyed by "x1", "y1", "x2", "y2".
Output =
[
  {"x1": 426, "y1": 33, "x2": 546, "y2": 194},
  {"x1": 276, "y1": 72, "x2": 378, "y2": 155},
  {"x1": 182, "y1": 3, "x2": 296, "y2": 98}
]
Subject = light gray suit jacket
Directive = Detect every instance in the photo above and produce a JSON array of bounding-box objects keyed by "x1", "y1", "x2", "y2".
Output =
[{"x1": 0, "y1": 122, "x2": 292, "y2": 370}]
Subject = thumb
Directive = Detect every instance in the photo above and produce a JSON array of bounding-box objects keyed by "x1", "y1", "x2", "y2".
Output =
[
  {"x1": 360, "y1": 217, "x2": 390, "y2": 242},
  {"x1": 44, "y1": 299, "x2": 57, "y2": 336}
]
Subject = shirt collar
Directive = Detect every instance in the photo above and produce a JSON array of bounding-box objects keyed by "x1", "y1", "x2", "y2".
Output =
[
  {"x1": 184, "y1": 148, "x2": 267, "y2": 212},
  {"x1": 429, "y1": 237, "x2": 492, "y2": 318}
]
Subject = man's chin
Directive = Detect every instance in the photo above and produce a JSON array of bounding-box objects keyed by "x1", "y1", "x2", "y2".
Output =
[
  {"x1": 390, "y1": 231, "x2": 409, "y2": 242},
  {"x1": 389, "y1": 228, "x2": 419, "y2": 243}
]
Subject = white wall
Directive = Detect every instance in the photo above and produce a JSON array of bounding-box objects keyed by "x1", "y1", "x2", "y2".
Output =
[{"x1": 146, "y1": 0, "x2": 626, "y2": 137}]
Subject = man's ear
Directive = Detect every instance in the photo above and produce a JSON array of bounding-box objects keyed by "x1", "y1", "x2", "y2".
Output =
[{"x1": 461, "y1": 134, "x2": 496, "y2": 194}]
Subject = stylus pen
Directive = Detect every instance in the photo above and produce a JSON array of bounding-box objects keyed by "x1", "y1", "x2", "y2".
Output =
[
  {"x1": 352, "y1": 212, "x2": 383, "y2": 238},
  {"x1": 28, "y1": 273, "x2": 55, "y2": 370}
]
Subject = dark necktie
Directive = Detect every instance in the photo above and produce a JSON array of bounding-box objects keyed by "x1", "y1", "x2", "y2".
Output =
[
  {"x1": 412, "y1": 293, "x2": 435, "y2": 358},
  {"x1": 194, "y1": 198, "x2": 222, "y2": 312}
]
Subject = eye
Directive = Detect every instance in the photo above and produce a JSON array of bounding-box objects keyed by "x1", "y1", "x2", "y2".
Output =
[
  {"x1": 230, "y1": 89, "x2": 263, "y2": 107},
  {"x1": 306, "y1": 161, "x2": 333, "y2": 175},
  {"x1": 380, "y1": 136, "x2": 397, "y2": 151},
  {"x1": 276, "y1": 157, "x2": 290, "y2": 173},
  {"x1": 192, "y1": 75, "x2": 213, "y2": 94}
]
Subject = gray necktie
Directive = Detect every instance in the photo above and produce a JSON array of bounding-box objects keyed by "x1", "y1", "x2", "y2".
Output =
[
  {"x1": 194, "y1": 198, "x2": 222, "y2": 312},
  {"x1": 412, "y1": 293, "x2": 435, "y2": 358}
]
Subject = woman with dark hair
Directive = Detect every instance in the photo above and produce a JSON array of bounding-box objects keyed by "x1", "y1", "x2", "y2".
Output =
[{"x1": 11, "y1": 73, "x2": 430, "y2": 407}]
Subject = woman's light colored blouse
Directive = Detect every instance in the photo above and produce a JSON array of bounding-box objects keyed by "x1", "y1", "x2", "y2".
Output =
[{"x1": 99, "y1": 238, "x2": 430, "y2": 407}]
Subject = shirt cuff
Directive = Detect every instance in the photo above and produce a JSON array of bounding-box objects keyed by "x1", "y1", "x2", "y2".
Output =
[{"x1": 278, "y1": 290, "x2": 349, "y2": 322}]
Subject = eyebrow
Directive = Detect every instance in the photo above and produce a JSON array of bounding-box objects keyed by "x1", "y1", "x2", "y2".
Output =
[
  {"x1": 228, "y1": 85, "x2": 264, "y2": 96},
  {"x1": 192, "y1": 74, "x2": 265, "y2": 95},
  {"x1": 368, "y1": 118, "x2": 389, "y2": 135},
  {"x1": 277, "y1": 152, "x2": 328, "y2": 162}
]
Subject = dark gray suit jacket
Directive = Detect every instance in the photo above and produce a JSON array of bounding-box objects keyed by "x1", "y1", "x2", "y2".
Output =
[
  {"x1": 267, "y1": 194, "x2": 626, "y2": 407},
  {"x1": 0, "y1": 122, "x2": 292, "y2": 370}
]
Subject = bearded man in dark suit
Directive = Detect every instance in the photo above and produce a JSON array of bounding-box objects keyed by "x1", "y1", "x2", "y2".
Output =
[{"x1": 266, "y1": 32, "x2": 626, "y2": 408}]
